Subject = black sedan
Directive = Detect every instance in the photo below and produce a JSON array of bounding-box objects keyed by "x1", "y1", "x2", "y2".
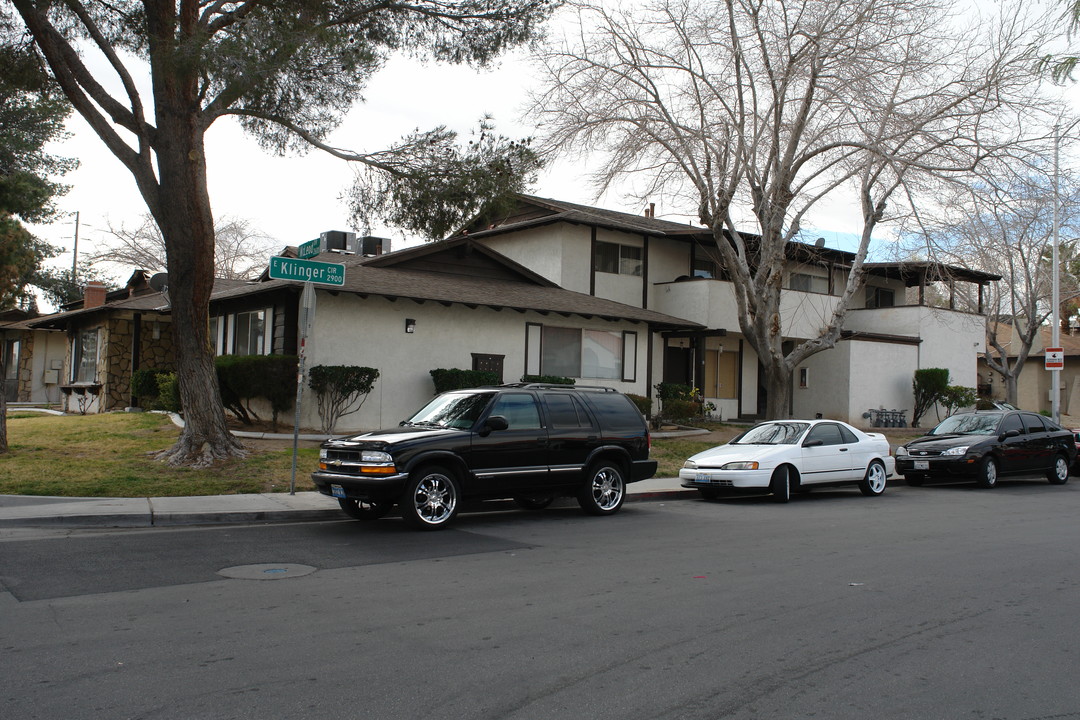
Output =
[{"x1": 896, "y1": 410, "x2": 1075, "y2": 488}]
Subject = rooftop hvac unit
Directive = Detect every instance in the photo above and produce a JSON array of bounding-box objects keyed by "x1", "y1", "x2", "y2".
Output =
[
  {"x1": 360, "y1": 236, "x2": 389, "y2": 256},
  {"x1": 320, "y1": 230, "x2": 358, "y2": 254}
]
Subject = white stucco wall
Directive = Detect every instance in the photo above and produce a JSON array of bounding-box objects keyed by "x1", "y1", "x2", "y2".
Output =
[
  {"x1": 29, "y1": 330, "x2": 67, "y2": 404},
  {"x1": 477, "y1": 224, "x2": 592, "y2": 292},
  {"x1": 795, "y1": 340, "x2": 918, "y2": 426},
  {"x1": 304, "y1": 293, "x2": 653, "y2": 433}
]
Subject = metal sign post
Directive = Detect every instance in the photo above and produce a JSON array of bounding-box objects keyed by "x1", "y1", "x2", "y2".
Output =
[{"x1": 289, "y1": 281, "x2": 316, "y2": 495}]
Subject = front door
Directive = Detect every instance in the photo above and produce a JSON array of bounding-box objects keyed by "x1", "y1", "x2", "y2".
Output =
[{"x1": 466, "y1": 392, "x2": 548, "y2": 494}]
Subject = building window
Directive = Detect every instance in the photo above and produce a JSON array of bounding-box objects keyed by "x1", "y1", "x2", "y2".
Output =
[
  {"x1": 212, "y1": 308, "x2": 273, "y2": 355},
  {"x1": 789, "y1": 272, "x2": 829, "y2": 294},
  {"x1": 72, "y1": 327, "x2": 100, "y2": 383},
  {"x1": 692, "y1": 257, "x2": 716, "y2": 279},
  {"x1": 533, "y1": 325, "x2": 638, "y2": 380},
  {"x1": 594, "y1": 241, "x2": 642, "y2": 276},
  {"x1": 866, "y1": 286, "x2": 895, "y2": 308},
  {"x1": 799, "y1": 367, "x2": 809, "y2": 388}
]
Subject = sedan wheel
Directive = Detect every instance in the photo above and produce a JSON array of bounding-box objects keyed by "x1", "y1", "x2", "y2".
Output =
[
  {"x1": 400, "y1": 466, "x2": 460, "y2": 530},
  {"x1": 859, "y1": 460, "x2": 887, "y2": 496},
  {"x1": 1047, "y1": 454, "x2": 1070, "y2": 485},
  {"x1": 769, "y1": 466, "x2": 791, "y2": 503},
  {"x1": 337, "y1": 498, "x2": 393, "y2": 521},
  {"x1": 577, "y1": 462, "x2": 626, "y2": 516},
  {"x1": 976, "y1": 456, "x2": 998, "y2": 488}
]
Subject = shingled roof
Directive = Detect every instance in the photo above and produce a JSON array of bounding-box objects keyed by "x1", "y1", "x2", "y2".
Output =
[{"x1": 223, "y1": 238, "x2": 701, "y2": 330}]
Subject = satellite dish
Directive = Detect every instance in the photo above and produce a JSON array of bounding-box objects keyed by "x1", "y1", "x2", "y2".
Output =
[
  {"x1": 814, "y1": 237, "x2": 826, "y2": 248},
  {"x1": 149, "y1": 273, "x2": 169, "y2": 292}
]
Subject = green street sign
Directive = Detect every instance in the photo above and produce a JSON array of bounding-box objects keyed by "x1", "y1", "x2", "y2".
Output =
[
  {"x1": 298, "y1": 238, "x2": 321, "y2": 259},
  {"x1": 269, "y1": 256, "x2": 346, "y2": 286}
]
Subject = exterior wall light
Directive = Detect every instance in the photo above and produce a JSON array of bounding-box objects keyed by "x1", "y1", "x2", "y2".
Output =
[{"x1": 405, "y1": 318, "x2": 416, "y2": 334}]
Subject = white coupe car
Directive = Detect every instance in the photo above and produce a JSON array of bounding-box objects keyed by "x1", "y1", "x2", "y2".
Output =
[{"x1": 679, "y1": 419, "x2": 895, "y2": 502}]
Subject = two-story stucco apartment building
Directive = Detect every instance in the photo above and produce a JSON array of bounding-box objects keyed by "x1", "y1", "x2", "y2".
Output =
[{"x1": 16, "y1": 195, "x2": 998, "y2": 431}]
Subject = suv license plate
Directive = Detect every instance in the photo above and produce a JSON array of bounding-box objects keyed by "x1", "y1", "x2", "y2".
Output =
[
  {"x1": 913, "y1": 460, "x2": 929, "y2": 470},
  {"x1": 331, "y1": 484, "x2": 346, "y2": 498}
]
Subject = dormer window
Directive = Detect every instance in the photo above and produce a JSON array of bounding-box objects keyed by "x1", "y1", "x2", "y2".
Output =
[{"x1": 594, "y1": 241, "x2": 642, "y2": 276}]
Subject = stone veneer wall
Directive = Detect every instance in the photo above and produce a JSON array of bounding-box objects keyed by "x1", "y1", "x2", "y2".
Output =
[{"x1": 102, "y1": 316, "x2": 175, "y2": 410}]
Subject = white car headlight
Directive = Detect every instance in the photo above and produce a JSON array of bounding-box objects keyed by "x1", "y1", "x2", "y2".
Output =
[
  {"x1": 721, "y1": 461, "x2": 759, "y2": 470},
  {"x1": 683, "y1": 459, "x2": 698, "y2": 469},
  {"x1": 941, "y1": 446, "x2": 969, "y2": 456}
]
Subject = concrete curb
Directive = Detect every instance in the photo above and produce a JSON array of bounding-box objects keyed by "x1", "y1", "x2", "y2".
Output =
[{"x1": 0, "y1": 486, "x2": 698, "y2": 528}]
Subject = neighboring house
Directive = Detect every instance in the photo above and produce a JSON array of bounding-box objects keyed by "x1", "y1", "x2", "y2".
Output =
[
  {"x1": 0, "y1": 308, "x2": 67, "y2": 405},
  {"x1": 460, "y1": 195, "x2": 999, "y2": 425},
  {"x1": 979, "y1": 323, "x2": 1080, "y2": 416},
  {"x1": 16, "y1": 194, "x2": 1000, "y2": 430}
]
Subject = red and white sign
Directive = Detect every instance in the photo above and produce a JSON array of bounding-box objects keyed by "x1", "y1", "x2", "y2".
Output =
[{"x1": 1045, "y1": 347, "x2": 1065, "y2": 370}]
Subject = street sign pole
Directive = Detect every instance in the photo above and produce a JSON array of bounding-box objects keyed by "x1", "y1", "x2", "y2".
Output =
[{"x1": 289, "y1": 281, "x2": 316, "y2": 495}]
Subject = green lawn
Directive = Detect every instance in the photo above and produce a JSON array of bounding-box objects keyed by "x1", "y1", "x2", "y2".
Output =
[
  {"x1": 0, "y1": 411, "x2": 715, "y2": 497},
  {"x1": 0, "y1": 413, "x2": 318, "y2": 497}
]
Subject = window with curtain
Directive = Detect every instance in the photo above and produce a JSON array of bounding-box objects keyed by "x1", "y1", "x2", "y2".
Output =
[{"x1": 72, "y1": 327, "x2": 100, "y2": 383}]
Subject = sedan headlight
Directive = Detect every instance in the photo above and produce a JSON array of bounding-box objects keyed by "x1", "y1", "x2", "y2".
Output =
[
  {"x1": 683, "y1": 459, "x2": 698, "y2": 470},
  {"x1": 941, "y1": 446, "x2": 969, "y2": 456},
  {"x1": 721, "y1": 461, "x2": 759, "y2": 470}
]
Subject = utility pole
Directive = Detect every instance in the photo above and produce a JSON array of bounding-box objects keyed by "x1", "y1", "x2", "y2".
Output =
[
  {"x1": 72, "y1": 210, "x2": 80, "y2": 281},
  {"x1": 1052, "y1": 126, "x2": 1061, "y2": 424}
]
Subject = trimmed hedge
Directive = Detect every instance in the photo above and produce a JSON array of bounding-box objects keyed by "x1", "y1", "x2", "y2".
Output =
[{"x1": 430, "y1": 368, "x2": 501, "y2": 394}]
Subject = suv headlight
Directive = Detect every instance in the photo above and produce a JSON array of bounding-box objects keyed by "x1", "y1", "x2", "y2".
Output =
[
  {"x1": 721, "y1": 461, "x2": 759, "y2": 470},
  {"x1": 941, "y1": 446, "x2": 969, "y2": 456},
  {"x1": 319, "y1": 448, "x2": 328, "y2": 460},
  {"x1": 895, "y1": 446, "x2": 908, "y2": 456},
  {"x1": 361, "y1": 450, "x2": 393, "y2": 463}
]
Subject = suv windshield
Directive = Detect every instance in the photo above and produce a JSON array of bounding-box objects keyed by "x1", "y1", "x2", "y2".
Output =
[
  {"x1": 406, "y1": 391, "x2": 494, "y2": 430},
  {"x1": 733, "y1": 422, "x2": 809, "y2": 445},
  {"x1": 930, "y1": 413, "x2": 1002, "y2": 436}
]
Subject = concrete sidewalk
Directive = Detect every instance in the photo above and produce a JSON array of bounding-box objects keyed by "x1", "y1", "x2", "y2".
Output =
[{"x1": 0, "y1": 478, "x2": 696, "y2": 528}]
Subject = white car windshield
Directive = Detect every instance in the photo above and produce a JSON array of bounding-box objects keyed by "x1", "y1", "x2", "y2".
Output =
[
  {"x1": 929, "y1": 413, "x2": 1001, "y2": 436},
  {"x1": 733, "y1": 422, "x2": 809, "y2": 445}
]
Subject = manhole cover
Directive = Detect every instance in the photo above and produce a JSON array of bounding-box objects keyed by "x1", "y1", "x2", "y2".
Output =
[{"x1": 217, "y1": 563, "x2": 317, "y2": 580}]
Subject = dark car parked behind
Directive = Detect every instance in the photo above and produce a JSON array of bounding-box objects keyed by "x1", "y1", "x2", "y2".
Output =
[
  {"x1": 895, "y1": 410, "x2": 1075, "y2": 488},
  {"x1": 311, "y1": 384, "x2": 657, "y2": 530}
]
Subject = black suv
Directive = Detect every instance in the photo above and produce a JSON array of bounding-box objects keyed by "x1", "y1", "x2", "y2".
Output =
[
  {"x1": 896, "y1": 410, "x2": 1076, "y2": 487},
  {"x1": 311, "y1": 384, "x2": 658, "y2": 530}
]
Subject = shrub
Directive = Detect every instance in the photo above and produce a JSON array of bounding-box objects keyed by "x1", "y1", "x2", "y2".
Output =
[
  {"x1": 911, "y1": 368, "x2": 950, "y2": 427},
  {"x1": 940, "y1": 385, "x2": 978, "y2": 417},
  {"x1": 156, "y1": 372, "x2": 181, "y2": 413},
  {"x1": 660, "y1": 398, "x2": 702, "y2": 421},
  {"x1": 308, "y1": 365, "x2": 380, "y2": 435},
  {"x1": 430, "y1": 368, "x2": 501, "y2": 394},
  {"x1": 521, "y1": 374, "x2": 575, "y2": 385},
  {"x1": 131, "y1": 367, "x2": 170, "y2": 408},
  {"x1": 215, "y1": 355, "x2": 298, "y2": 428},
  {"x1": 626, "y1": 393, "x2": 652, "y2": 417}
]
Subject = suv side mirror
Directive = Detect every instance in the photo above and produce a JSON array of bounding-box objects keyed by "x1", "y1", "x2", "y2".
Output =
[{"x1": 480, "y1": 415, "x2": 509, "y2": 436}]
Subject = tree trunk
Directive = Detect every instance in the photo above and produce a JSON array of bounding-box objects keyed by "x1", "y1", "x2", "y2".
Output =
[
  {"x1": 1004, "y1": 373, "x2": 1018, "y2": 406},
  {"x1": 762, "y1": 358, "x2": 792, "y2": 420},
  {"x1": 148, "y1": 41, "x2": 245, "y2": 467}
]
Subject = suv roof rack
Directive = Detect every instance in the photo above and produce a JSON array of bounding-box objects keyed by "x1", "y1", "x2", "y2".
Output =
[{"x1": 501, "y1": 383, "x2": 617, "y2": 392}]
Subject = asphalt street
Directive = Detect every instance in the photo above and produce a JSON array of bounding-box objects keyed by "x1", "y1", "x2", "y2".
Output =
[{"x1": 2, "y1": 479, "x2": 1079, "y2": 719}]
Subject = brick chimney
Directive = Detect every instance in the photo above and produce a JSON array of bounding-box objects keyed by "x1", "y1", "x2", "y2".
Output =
[{"x1": 83, "y1": 281, "x2": 107, "y2": 309}]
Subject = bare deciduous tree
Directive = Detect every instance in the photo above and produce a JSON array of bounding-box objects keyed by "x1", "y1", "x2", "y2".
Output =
[
  {"x1": 902, "y1": 159, "x2": 1080, "y2": 405},
  {"x1": 89, "y1": 214, "x2": 276, "y2": 280},
  {"x1": 529, "y1": 0, "x2": 1062, "y2": 418}
]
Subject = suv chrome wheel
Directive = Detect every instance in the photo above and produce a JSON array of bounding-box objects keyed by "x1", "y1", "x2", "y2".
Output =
[
  {"x1": 401, "y1": 467, "x2": 459, "y2": 530},
  {"x1": 578, "y1": 463, "x2": 626, "y2": 515}
]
